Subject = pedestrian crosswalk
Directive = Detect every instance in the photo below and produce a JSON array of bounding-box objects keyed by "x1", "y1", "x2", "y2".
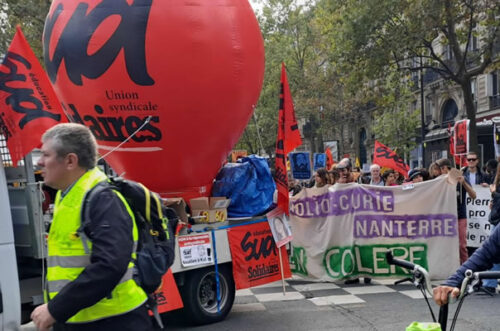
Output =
[{"x1": 233, "y1": 277, "x2": 442, "y2": 312}]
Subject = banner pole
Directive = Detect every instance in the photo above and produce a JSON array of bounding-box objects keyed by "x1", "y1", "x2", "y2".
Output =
[{"x1": 278, "y1": 248, "x2": 286, "y2": 295}]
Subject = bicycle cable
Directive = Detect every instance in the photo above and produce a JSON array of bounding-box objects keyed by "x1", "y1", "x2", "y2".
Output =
[
  {"x1": 420, "y1": 286, "x2": 437, "y2": 322},
  {"x1": 449, "y1": 294, "x2": 466, "y2": 331}
]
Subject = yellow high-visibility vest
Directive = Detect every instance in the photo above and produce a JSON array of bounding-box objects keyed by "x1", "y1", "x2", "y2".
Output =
[{"x1": 46, "y1": 167, "x2": 146, "y2": 323}]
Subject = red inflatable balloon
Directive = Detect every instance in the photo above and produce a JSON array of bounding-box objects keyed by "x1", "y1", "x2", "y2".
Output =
[{"x1": 43, "y1": 0, "x2": 264, "y2": 199}]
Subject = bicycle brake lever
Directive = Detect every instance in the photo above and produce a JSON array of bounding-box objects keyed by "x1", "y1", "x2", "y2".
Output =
[{"x1": 468, "y1": 278, "x2": 481, "y2": 295}]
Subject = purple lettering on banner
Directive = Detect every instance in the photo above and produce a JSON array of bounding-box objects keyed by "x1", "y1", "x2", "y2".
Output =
[
  {"x1": 353, "y1": 214, "x2": 457, "y2": 239},
  {"x1": 289, "y1": 187, "x2": 394, "y2": 218}
]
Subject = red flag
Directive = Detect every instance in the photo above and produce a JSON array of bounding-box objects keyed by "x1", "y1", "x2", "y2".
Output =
[
  {"x1": 373, "y1": 141, "x2": 410, "y2": 177},
  {"x1": 325, "y1": 148, "x2": 334, "y2": 170},
  {"x1": 0, "y1": 26, "x2": 66, "y2": 165},
  {"x1": 275, "y1": 63, "x2": 302, "y2": 215}
]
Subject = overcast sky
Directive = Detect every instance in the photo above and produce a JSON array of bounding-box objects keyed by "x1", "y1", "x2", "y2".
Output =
[{"x1": 248, "y1": 0, "x2": 261, "y2": 12}]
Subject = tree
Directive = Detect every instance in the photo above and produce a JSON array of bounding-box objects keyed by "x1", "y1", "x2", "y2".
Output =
[
  {"x1": 372, "y1": 70, "x2": 420, "y2": 158},
  {"x1": 316, "y1": 0, "x2": 500, "y2": 153},
  {"x1": 0, "y1": 0, "x2": 51, "y2": 61},
  {"x1": 236, "y1": 0, "x2": 329, "y2": 156}
]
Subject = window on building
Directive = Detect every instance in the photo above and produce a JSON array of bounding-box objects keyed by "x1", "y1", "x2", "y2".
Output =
[
  {"x1": 441, "y1": 99, "x2": 458, "y2": 127},
  {"x1": 467, "y1": 29, "x2": 478, "y2": 52},
  {"x1": 425, "y1": 96, "x2": 434, "y2": 124},
  {"x1": 492, "y1": 71, "x2": 500, "y2": 96},
  {"x1": 471, "y1": 78, "x2": 477, "y2": 102}
]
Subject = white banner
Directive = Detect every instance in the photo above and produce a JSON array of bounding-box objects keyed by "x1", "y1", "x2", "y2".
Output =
[
  {"x1": 466, "y1": 185, "x2": 492, "y2": 247},
  {"x1": 289, "y1": 176, "x2": 459, "y2": 280}
]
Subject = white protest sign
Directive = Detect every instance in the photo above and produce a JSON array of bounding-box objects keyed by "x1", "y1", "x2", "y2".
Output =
[
  {"x1": 267, "y1": 208, "x2": 293, "y2": 248},
  {"x1": 466, "y1": 185, "x2": 492, "y2": 247},
  {"x1": 178, "y1": 233, "x2": 213, "y2": 267},
  {"x1": 289, "y1": 176, "x2": 459, "y2": 281}
]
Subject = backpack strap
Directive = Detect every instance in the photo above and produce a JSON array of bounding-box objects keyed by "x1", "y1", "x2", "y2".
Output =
[
  {"x1": 139, "y1": 183, "x2": 152, "y2": 222},
  {"x1": 79, "y1": 182, "x2": 110, "y2": 253}
]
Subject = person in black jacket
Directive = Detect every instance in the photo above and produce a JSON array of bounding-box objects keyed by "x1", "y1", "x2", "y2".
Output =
[
  {"x1": 462, "y1": 151, "x2": 488, "y2": 187},
  {"x1": 31, "y1": 123, "x2": 152, "y2": 331}
]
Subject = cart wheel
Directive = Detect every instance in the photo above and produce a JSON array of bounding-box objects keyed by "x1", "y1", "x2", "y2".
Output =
[{"x1": 179, "y1": 264, "x2": 235, "y2": 325}]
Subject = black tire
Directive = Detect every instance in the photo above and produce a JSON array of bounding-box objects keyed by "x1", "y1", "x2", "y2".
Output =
[{"x1": 179, "y1": 264, "x2": 235, "y2": 325}]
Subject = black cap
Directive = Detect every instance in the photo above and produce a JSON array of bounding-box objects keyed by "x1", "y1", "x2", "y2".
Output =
[{"x1": 408, "y1": 169, "x2": 422, "y2": 180}]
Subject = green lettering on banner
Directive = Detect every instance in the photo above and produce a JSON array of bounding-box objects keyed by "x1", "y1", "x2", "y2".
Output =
[
  {"x1": 322, "y1": 243, "x2": 428, "y2": 279},
  {"x1": 290, "y1": 246, "x2": 308, "y2": 276}
]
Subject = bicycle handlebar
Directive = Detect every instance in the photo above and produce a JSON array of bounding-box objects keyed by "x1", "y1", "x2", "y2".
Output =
[
  {"x1": 472, "y1": 271, "x2": 500, "y2": 280},
  {"x1": 385, "y1": 250, "x2": 433, "y2": 297},
  {"x1": 385, "y1": 250, "x2": 416, "y2": 270}
]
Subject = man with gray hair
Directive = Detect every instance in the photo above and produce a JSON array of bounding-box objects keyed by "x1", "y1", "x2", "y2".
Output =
[
  {"x1": 31, "y1": 123, "x2": 152, "y2": 330},
  {"x1": 369, "y1": 164, "x2": 384, "y2": 186}
]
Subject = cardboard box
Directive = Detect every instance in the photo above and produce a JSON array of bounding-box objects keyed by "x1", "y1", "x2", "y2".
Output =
[
  {"x1": 190, "y1": 197, "x2": 231, "y2": 223},
  {"x1": 163, "y1": 197, "x2": 189, "y2": 223}
]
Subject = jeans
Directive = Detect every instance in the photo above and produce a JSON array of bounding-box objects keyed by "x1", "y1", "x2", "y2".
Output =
[{"x1": 483, "y1": 223, "x2": 500, "y2": 289}]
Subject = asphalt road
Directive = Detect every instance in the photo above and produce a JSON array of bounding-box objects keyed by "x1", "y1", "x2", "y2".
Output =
[{"x1": 167, "y1": 279, "x2": 500, "y2": 331}]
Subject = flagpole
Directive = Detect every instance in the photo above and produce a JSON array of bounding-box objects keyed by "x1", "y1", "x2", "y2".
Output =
[
  {"x1": 252, "y1": 112, "x2": 265, "y2": 155},
  {"x1": 278, "y1": 248, "x2": 286, "y2": 295}
]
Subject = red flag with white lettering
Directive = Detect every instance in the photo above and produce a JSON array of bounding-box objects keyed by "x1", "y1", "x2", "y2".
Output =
[
  {"x1": 0, "y1": 26, "x2": 66, "y2": 165},
  {"x1": 373, "y1": 140, "x2": 410, "y2": 177},
  {"x1": 275, "y1": 63, "x2": 302, "y2": 215}
]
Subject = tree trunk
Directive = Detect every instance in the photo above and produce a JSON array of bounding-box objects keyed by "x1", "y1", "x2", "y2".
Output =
[{"x1": 460, "y1": 78, "x2": 479, "y2": 154}]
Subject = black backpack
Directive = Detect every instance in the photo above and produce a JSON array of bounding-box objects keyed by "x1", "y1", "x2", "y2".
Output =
[{"x1": 81, "y1": 177, "x2": 178, "y2": 294}]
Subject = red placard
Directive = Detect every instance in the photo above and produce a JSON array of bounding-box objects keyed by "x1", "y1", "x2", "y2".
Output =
[
  {"x1": 152, "y1": 269, "x2": 183, "y2": 314},
  {"x1": 228, "y1": 221, "x2": 292, "y2": 290},
  {"x1": 454, "y1": 120, "x2": 469, "y2": 155}
]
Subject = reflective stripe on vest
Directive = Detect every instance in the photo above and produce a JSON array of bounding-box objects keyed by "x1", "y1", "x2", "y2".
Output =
[
  {"x1": 46, "y1": 167, "x2": 146, "y2": 323},
  {"x1": 47, "y1": 267, "x2": 135, "y2": 293}
]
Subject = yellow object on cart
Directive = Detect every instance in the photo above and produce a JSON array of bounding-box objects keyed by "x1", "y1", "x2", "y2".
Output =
[{"x1": 406, "y1": 321, "x2": 441, "y2": 331}]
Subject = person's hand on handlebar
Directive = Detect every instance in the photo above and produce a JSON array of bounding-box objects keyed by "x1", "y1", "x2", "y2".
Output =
[{"x1": 433, "y1": 285, "x2": 459, "y2": 305}]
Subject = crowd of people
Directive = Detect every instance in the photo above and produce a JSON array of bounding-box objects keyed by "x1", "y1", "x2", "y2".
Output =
[
  {"x1": 289, "y1": 151, "x2": 499, "y2": 192},
  {"x1": 288, "y1": 151, "x2": 500, "y2": 292}
]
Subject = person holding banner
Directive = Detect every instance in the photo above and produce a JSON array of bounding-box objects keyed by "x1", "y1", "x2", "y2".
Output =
[
  {"x1": 437, "y1": 158, "x2": 476, "y2": 264},
  {"x1": 337, "y1": 158, "x2": 354, "y2": 184},
  {"x1": 428, "y1": 162, "x2": 442, "y2": 179},
  {"x1": 314, "y1": 168, "x2": 329, "y2": 188},
  {"x1": 369, "y1": 164, "x2": 384, "y2": 186},
  {"x1": 382, "y1": 169, "x2": 397, "y2": 186}
]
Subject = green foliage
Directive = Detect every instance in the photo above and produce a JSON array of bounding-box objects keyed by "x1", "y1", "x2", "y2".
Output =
[
  {"x1": 315, "y1": 0, "x2": 500, "y2": 152},
  {"x1": 0, "y1": 0, "x2": 51, "y2": 62},
  {"x1": 372, "y1": 71, "x2": 420, "y2": 157}
]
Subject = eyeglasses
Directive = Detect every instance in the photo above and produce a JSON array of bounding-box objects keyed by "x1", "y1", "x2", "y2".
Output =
[{"x1": 467, "y1": 158, "x2": 477, "y2": 161}]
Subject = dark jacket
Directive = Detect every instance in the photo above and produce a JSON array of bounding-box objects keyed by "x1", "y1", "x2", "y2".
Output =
[
  {"x1": 48, "y1": 187, "x2": 152, "y2": 330},
  {"x1": 462, "y1": 167, "x2": 487, "y2": 185},
  {"x1": 489, "y1": 188, "x2": 500, "y2": 226},
  {"x1": 444, "y1": 221, "x2": 500, "y2": 288}
]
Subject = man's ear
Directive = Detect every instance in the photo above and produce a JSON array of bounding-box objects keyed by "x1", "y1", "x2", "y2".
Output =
[{"x1": 65, "y1": 153, "x2": 79, "y2": 170}]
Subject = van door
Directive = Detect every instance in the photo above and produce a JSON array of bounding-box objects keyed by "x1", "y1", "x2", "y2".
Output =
[{"x1": 0, "y1": 155, "x2": 21, "y2": 330}]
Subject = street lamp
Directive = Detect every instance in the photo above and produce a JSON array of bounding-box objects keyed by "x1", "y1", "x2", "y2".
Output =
[{"x1": 420, "y1": 55, "x2": 426, "y2": 168}]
